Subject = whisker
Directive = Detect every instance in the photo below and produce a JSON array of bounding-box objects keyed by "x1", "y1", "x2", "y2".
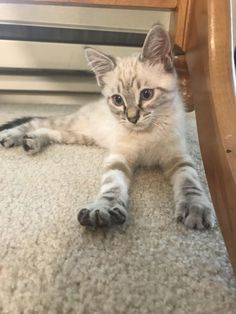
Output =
[{"x1": 142, "y1": 112, "x2": 151, "y2": 118}]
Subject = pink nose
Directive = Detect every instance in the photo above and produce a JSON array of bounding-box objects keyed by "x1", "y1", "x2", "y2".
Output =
[
  {"x1": 127, "y1": 115, "x2": 139, "y2": 124},
  {"x1": 126, "y1": 107, "x2": 140, "y2": 124}
]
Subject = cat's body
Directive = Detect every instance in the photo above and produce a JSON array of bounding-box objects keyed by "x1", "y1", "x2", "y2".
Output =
[{"x1": 0, "y1": 25, "x2": 215, "y2": 229}]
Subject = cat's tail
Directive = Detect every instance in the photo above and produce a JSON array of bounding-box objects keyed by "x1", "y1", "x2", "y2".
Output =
[{"x1": 0, "y1": 116, "x2": 36, "y2": 132}]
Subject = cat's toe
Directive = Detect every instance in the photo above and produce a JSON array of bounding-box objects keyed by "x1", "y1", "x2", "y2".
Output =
[
  {"x1": 23, "y1": 135, "x2": 41, "y2": 154},
  {"x1": 202, "y1": 211, "x2": 215, "y2": 229},
  {"x1": 77, "y1": 208, "x2": 93, "y2": 226},
  {"x1": 109, "y1": 206, "x2": 127, "y2": 225},
  {"x1": 93, "y1": 209, "x2": 111, "y2": 227},
  {"x1": 176, "y1": 201, "x2": 215, "y2": 230}
]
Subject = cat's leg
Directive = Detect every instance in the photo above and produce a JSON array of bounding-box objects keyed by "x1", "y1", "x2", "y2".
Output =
[
  {"x1": 161, "y1": 155, "x2": 215, "y2": 230},
  {"x1": 0, "y1": 117, "x2": 37, "y2": 148},
  {"x1": 0, "y1": 117, "x2": 60, "y2": 150},
  {"x1": 22, "y1": 128, "x2": 94, "y2": 154},
  {"x1": 78, "y1": 152, "x2": 134, "y2": 227},
  {"x1": 0, "y1": 115, "x2": 94, "y2": 154},
  {"x1": 22, "y1": 128, "x2": 60, "y2": 154}
]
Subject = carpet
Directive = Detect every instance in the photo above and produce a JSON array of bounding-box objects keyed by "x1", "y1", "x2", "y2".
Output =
[{"x1": 0, "y1": 102, "x2": 236, "y2": 314}]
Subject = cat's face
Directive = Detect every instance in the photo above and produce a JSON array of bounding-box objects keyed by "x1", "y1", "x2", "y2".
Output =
[{"x1": 85, "y1": 25, "x2": 177, "y2": 131}]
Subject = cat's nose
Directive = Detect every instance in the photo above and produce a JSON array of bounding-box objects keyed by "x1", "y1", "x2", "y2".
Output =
[
  {"x1": 127, "y1": 115, "x2": 139, "y2": 124},
  {"x1": 126, "y1": 107, "x2": 140, "y2": 124}
]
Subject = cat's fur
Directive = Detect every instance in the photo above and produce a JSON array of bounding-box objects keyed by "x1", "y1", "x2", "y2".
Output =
[{"x1": 0, "y1": 25, "x2": 215, "y2": 229}]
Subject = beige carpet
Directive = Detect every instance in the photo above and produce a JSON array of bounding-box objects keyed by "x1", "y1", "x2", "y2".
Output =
[{"x1": 0, "y1": 102, "x2": 236, "y2": 314}]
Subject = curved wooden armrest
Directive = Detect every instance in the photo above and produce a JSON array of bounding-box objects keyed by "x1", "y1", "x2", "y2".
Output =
[{"x1": 186, "y1": 0, "x2": 236, "y2": 274}]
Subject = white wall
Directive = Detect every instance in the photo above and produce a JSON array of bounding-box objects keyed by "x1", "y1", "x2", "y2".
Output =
[
  {"x1": 0, "y1": 4, "x2": 171, "y2": 102},
  {"x1": 0, "y1": 4, "x2": 171, "y2": 71}
]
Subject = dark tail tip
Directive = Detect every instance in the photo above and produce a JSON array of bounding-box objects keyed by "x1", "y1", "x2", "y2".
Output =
[{"x1": 0, "y1": 117, "x2": 34, "y2": 132}]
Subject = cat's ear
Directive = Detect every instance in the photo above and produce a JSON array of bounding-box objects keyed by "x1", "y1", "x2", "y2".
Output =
[
  {"x1": 140, "y1": 24, "x2": 173, "y2": 69},
  {"x1": 84, "y1": 47, "x2": 116, "y2": 87}
]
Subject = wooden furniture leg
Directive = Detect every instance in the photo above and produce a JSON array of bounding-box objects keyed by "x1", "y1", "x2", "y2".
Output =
[{"x1": 186, "y1": 0, "x2": 236, "y2": 274}]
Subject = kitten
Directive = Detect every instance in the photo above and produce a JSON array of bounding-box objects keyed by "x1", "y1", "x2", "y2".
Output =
[{"x1": 0, "y1": 25, "x2": 215, "y2": 229}]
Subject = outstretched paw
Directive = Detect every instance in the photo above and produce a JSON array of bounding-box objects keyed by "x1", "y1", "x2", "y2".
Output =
[
  {"x1": 78, "y1": 202, "x2": 127, "y2": 227},
  {"x1": 175, "y1": 199, "x2": 215, "y2": 230},
  {"x1": 23, "y1": 134, "x2": 41, "y2": 154}
]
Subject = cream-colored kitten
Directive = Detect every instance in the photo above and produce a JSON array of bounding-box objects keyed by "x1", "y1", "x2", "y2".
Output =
[{"x1": 0, "y1": 25, "x2": 215, "y2": 229}]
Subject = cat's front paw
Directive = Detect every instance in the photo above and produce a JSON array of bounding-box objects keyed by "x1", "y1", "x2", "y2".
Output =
[
  {"x1": 77, "y1": 202, "x2": 127, "y2": 227},
  {"x1": 175, "y1": 199, "x2": 215, "y2": 230}
]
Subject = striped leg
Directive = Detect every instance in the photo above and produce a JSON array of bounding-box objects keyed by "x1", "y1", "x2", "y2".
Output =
[
  {"x1": 78, "y1": 154, "x2": 133, "y2": 227},
  {"x1": 0, "y1": 116, "x2": 95, "y2": 154},
  {"x1": 162, "y1": 156, "x2": 215, "y2": 230},
  {"x1": 0, "y1": 117, "x2": 37, "y2": 148},
  {"x1": 23, "y1": 128, "x2": 94, "y2": 154},
  {"x1": 22, "y1": 128, "x2": 67, "y2": 154}
]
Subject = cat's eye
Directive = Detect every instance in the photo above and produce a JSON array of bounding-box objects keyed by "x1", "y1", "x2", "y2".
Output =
[
  {"x1": 140, "y1": 89, "x2": 154, "y2": 101},
  {"x1": 111, "y1": 94, "x2": 124, "y2": 106}
]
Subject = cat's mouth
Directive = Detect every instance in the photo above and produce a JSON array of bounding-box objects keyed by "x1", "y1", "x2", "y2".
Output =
[
  {"x1": 130, "y1": 113, "x2": 153, "y2": 130},
  {"x1": 125, "y1": 119, "x2": 153, "y2": 132},
  {"x1": 120, "y1": 113, "x2": 153, "y2": 131}
]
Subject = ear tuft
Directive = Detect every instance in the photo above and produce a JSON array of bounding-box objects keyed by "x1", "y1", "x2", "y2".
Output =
[
  {"x1": 140, "y1": 24, "x2": 173, "y2": 68},
  {"x1": 84, "y1": 47, "x2": 116, "y2": 87}
]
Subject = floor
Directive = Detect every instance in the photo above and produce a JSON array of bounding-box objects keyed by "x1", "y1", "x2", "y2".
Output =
[{"x1": 0, "y1": 102, "x2": 236, "y2": 314}]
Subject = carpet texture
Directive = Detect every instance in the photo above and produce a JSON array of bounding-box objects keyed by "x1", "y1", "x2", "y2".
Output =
[{"x1": 0, "y1": 103, "x2": 236, "y2": 314}]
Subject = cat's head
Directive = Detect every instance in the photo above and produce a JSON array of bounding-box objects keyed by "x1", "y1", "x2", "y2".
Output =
[{"x1": 84, "y1": 24, "x2": 177, "y2": 131}]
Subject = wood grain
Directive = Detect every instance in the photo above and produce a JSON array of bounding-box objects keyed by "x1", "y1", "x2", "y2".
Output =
[
  {"x1": 186, "y1": 0, "x2": 236, "y2": 274},
  {"x1": 174, "y1": 0, "x2": 188, "y2": 49},
  {"x1": 0, "y1": 0, "x2": 177, "y2": 9},
  {"x1": 169, "y1": 0, "x2": 192, "y2": 52}
]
